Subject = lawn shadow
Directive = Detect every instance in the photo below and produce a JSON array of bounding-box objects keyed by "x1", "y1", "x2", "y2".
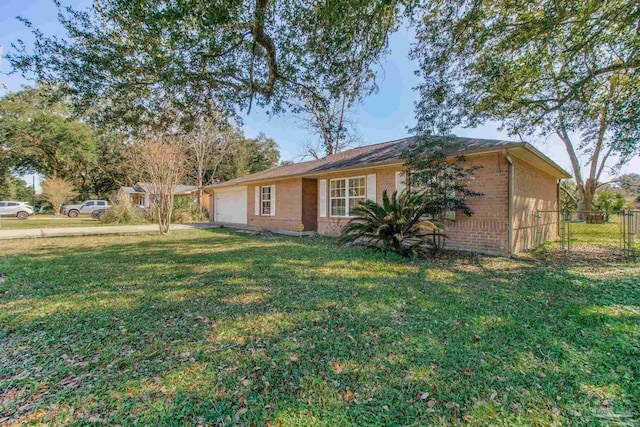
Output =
[{"x1": 1, "y1": 228, "x2": 638, "y2": 425}]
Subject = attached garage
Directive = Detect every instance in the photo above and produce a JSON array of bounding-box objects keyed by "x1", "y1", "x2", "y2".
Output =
[{"x1": 213, "y1": 186, "x2": 247, "y2": 224}]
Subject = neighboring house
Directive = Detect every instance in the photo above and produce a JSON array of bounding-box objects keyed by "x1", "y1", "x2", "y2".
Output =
[
  {"x1": 204, "y1": 137, "x2": 571, "y2": 255},
  {"x1": 120, "y1": 182, "x2": 199, "y2": 208}
]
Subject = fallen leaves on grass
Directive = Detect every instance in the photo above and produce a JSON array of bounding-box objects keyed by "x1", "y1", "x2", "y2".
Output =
[
  {"x1": 343, "y1": 390, "x2": 356, "y2": 402},
  {"x1": 234, "y1": 407, "x2": 248, "y2": 420},
  {"x1": 446, "y1": 401, "x2": 460, "y2": 413},
  {"x1": 1, "y1": 229, "x2": 638, "y2": 426}
]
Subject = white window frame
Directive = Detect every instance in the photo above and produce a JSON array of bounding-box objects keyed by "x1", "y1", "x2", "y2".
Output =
[
  {"x1": 260, "y1": 185, "x2": 272, "y2": 216},
  {"x1": 329, "y1": 176, "x2": 366, "y2": 218}
]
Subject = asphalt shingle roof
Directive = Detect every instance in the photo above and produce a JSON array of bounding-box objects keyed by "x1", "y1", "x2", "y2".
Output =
[
  {"x1": 208, "y1": 136, "x2": 529, "y2": 187},
  {"x1": 133, "y1": 183, "x2": 198, "y2": 194}
]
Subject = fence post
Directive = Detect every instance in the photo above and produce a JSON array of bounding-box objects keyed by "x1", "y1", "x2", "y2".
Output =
[
  {"x1": 565, "y1": 209, "x2": 571, "y2": 252},
  {"x1": 560, "y1": 209, "x2": 565, "y2": 251},
  {"x1": 623, "y1": 210, "x2": 628, "y2": 258},
  {"x1": 534, "y1": 210, "x2": 540, "y2": 248},
  {"x1": 632, "y1": 211, "x2": 637, "y2": 258}
]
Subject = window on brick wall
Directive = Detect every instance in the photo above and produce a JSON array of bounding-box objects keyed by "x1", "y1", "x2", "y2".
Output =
[
  {"x1": 330, "y1": 177, "x2": 365, "y2": 217},
  {"x1": 261, "y1": 186, "x2": 272, "y2": 215}
]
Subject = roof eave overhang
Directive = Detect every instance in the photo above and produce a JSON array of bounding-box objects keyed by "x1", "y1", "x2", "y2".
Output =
[
  {"x1": 205, "y1": 142, "x2": 571, "y2": 191},
  {"x1": 204, "y1": 160, "x2": 405, "y2": 191},
  {"x1": 508, "y1": 144, "x2": 572, "y2": 179}
]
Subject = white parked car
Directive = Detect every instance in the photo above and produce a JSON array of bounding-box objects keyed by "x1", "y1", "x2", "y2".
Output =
[
  {"x1": 0, "y1": 201, "x2": 35, "y2": 219},
  {"x1": 62, "y1": 200, "x2": 110, "y2": 218}
]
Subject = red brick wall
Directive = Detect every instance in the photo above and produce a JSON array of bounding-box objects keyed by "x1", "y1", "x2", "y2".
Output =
[
  {"x1": 443, "y1": 154, "x2": 510, "y2": 255},
  {"x1": 315, "y1": 156, "x2": 511, "y2": 255},
  {"x1": 512, "y1": 158, "x2": 559, "y2": 253},
  {"x1": 248, "y1": 178, "x2": 305, "y2": 231},
  {"x1": 207, "y1": 193, "x2": 214, "y2": 221},
  {"x1": 316, "y1": 166, "x2": 399, "y2": 235},
  {"x1": 208, "y1": 153, "x2": 559, "y2": 255}
]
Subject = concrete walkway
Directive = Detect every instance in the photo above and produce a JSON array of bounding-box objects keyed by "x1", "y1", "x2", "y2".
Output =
[{"x1": 0, "y1": 222, "x2": 219, "y2": 240}]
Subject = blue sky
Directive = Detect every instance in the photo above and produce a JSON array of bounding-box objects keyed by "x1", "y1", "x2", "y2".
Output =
[{"x1": 1, "y1": 0, "x2": 638, "y2": 188}]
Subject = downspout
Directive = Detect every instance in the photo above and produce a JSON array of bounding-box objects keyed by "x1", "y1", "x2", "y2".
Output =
[
  {"x1": 556, "y1": 180, "x2": 561, "y2": 237},
  {"x1": 504, "y1": 150, "x2": 514, "y2": 256}
]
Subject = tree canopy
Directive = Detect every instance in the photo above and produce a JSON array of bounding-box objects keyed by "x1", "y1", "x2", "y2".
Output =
[
  {"x1": 0, "y1": 85, "x2": 145, "y2": 199},
  {"x1": 216, "y1": 132, "x2": 280, "y2": 182},
  {"x1": 409, "y1": 0, "x2": 640, "y2": 134},
  {"x1": 0, "y1": 85, "x2": 96, "y2": 189},
  {"x1": 296, "y1": 92, "x2": 361, "y2": 159},
  {"x1": 0, "y1": 175, "x2": 33, "y2": 202},
  {"x1": 9, "y1": 0, "x2": 399, "y2": 126},
  {"x1": 409, "y1": 0, "x2": 640, "y2": 211},
  {"x1": 7, "y1": 0, "x2": 638, "y2": 213}
]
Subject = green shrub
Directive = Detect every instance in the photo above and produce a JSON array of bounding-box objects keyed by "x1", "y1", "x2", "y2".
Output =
[
  {"x1": 100, "y1": 194, "x2": 143, "y2": 224},
  {"x1": 592, "y1": 191, "x2": 628, "y2": 222},
  {"x1": 124, "y1": 197, "x2": 208, "y2": 224},
  {"x1": 171, "y1": 197, "x2": 208, "y2": 223},
  {"x1": 339, "y1": 189, "x2": 447, "y2": 257}
]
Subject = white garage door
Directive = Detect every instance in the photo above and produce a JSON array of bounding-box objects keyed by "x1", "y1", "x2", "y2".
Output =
[{"x1": 215, "y1": 187, "x2": 247, "y2": 224}]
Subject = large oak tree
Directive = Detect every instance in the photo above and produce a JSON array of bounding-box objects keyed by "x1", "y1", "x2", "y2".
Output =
[
  {"x1": 0, "y1": 85, "x2": 96, "y2": 191},
  {"x1": 408, "y1": 0, "x2": 640, "y2": 212},
  {"x1": 9, "y1": 0, "x2": 400, "y2": 126}
]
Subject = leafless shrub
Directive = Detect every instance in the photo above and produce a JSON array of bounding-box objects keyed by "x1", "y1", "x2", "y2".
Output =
[
  {"x1": 41, "y1": 177, "x2": 76, "y2": 214},
  {"x1": 134, "y1": 135, "x2": 187, "y2": 234}
]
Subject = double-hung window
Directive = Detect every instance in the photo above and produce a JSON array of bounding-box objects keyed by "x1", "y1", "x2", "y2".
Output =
[
  {"x1": 261, "y1": 186, "x2": 272, "y2": 215},
  {"x1": 330, "y1": 177, "x2": 365, "y2": 217}
]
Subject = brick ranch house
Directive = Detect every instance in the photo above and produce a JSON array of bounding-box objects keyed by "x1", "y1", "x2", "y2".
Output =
[{"x1": 204, "y1": 137, "x2": 570, "y2": 256}]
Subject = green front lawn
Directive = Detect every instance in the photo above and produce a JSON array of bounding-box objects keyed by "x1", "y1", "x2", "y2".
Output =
[
  {"x1": 1, "y1": 230, "x2": 638, "y2": 425},
  {"x1": 0, "y1": 214, "x2": 108, "y2": 230}
]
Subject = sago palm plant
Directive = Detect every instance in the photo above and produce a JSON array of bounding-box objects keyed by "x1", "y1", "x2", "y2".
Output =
[{"x1": 339, "y1": 189, "x2": 446, "y2": 257}]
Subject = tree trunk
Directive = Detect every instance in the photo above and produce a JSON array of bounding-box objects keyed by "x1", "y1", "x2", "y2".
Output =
[
  {"x1": 157, "y1": 193, "x2": 174, "y2": 234},
  {"x1": 196, "y1": 176, "x2": 203, "y2": 213},
  {"x1": 577, "y1": 178, "x2": 597, "y2": 216}
]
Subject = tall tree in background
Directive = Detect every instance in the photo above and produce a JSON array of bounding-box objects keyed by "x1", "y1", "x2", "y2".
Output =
[
  {"x1": 216, "y1": 133, "x2": 280, "y2": 182},
  {"x1": 296, "y1": 93, "x2": 360, "y2": 159},
  {"x1": 616, "y1": 173, "x2": 640, "y2": 207},
  {"x1": 618, "y1": 173, "x2": 640, "y2": 196},
  {"x1": 408, "y1": 0, "x2": 640, "y2": 213},
  {"x1": 0, "y1": 85, "x2": 96, "y2": 192},
  {"x1": 0, "y1": 175, "x2": 33, "y2": 202},
  {"x1": 9, "y1": 1, "x2": 399, "y2": 126},
  {"x1": 245, "y1": 133, "x2": 280, "y2": 173},
  {"x1": 182, "y1": 113, "x2": 241, "y2": 207},
  {"x1": 87, "y1": 128, "x2": 137, "y2": 197}
]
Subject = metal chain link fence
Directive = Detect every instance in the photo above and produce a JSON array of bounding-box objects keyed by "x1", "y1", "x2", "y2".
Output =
[{"x1": 534, "y1": 209, "x2": 637, "y2": 259}]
